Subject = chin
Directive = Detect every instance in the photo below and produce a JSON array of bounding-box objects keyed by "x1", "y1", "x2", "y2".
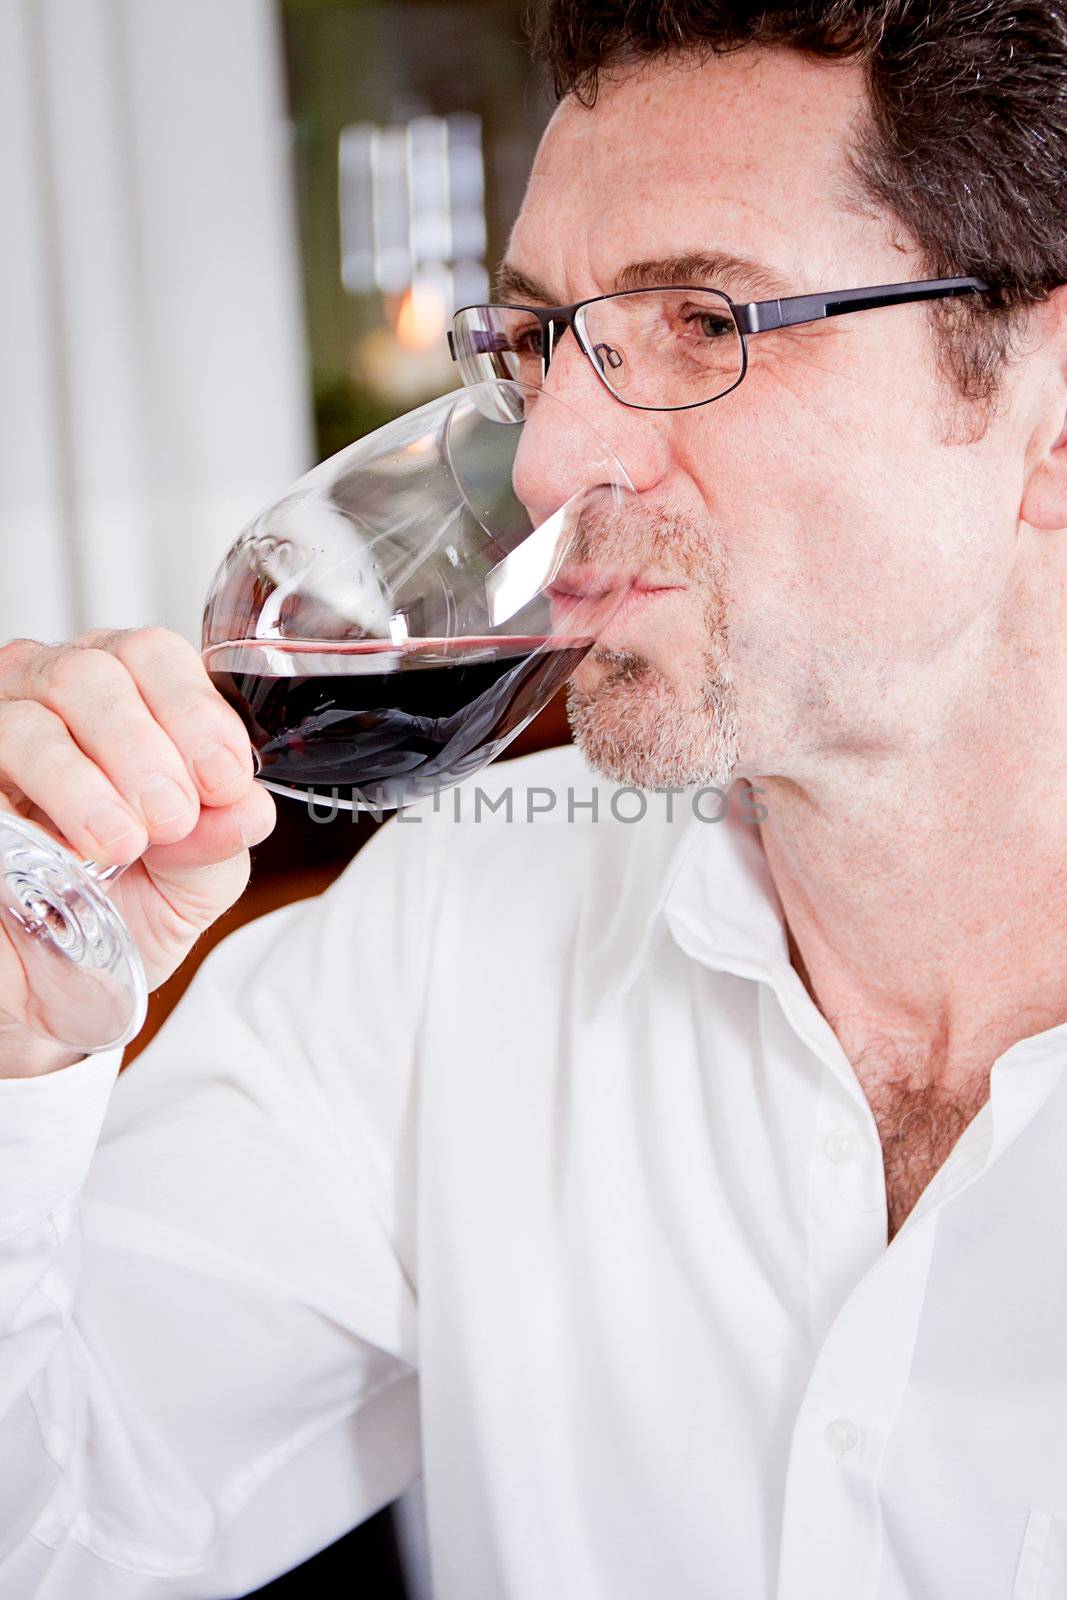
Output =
[{"x1": 566, "y1": 661, "x2": 741, "y2": 791}]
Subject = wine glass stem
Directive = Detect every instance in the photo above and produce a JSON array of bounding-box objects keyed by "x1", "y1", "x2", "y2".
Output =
[{"x1": 77, "y1": 860, "x2": 128, "y2": 887}]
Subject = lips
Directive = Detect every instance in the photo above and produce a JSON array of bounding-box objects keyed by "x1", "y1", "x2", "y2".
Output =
[
  {"x1": 547, "y1": 565, "x2": 685, "y2": 603},
  {"x1": 546, "y1": 565, "x2": 631, "y2": 602}
]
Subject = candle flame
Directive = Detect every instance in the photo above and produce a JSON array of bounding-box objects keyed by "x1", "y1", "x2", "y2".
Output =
[{"x1": 395, "y1": 282, "x2": 448, "y2": 350}]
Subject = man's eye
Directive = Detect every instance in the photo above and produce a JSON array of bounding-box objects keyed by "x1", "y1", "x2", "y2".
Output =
[
  {"x1": 510, "y1": 324, "x2": 543, "y2": 357},
  {"x1": 686, "y1": 311, "x2": 733, "y2": 340}
]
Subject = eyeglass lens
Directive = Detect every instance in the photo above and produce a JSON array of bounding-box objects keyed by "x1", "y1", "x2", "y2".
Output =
[{"x1": 452, "y1": 289, "x2": 744, "y2": 409}]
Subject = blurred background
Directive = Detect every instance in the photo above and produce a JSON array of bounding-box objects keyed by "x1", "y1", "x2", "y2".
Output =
[
  {"x1": 0, "y1": 0, "x2": 552, "y2": 645},
  {"x1": 0, "y1": 1, "x2": 557, "y2": 1595}
]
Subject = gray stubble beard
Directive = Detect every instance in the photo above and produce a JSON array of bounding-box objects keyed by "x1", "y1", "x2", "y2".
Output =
[
  {"x1": 561, "y1": 509, "x2": 742, "y2": 790},
  {"x1": 566, "y1": 639, "x2": 741, "y2": 790}
]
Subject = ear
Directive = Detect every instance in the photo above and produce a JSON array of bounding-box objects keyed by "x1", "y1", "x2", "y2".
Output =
[{"x1": 1021, "y1": 285, "x2": 1067, "y2": 533}]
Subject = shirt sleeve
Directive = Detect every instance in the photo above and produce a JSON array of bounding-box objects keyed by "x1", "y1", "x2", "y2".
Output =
[{"x1": 0, "y1": 812, "x2": 440, "y2": 1600}]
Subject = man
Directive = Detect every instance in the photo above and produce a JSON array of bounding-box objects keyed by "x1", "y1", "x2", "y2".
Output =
[{"x1": 0, "y1": 2, "x2": 1065, "y2": 1596}]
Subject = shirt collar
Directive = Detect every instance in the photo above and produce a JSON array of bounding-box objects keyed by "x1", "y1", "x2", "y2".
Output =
[
  {"x1": 593, "y1": 780, "x2": 790, "y2": 1006},
  {"x1": 586, "y1": 772, "x2": 1067, "y2": 1186}
]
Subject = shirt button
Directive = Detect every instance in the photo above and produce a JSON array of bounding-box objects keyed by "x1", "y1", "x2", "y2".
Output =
[
  {"x1": 823, "y1": 1127, "x2": 860, "y2": 1164},
  {"x1": 824, "y1": 1417, "x2": 861, "y2": 1458}
]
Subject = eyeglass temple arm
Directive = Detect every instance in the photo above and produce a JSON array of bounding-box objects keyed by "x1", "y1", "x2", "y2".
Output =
[
  {"x1": 736, "y1": 276, "x2": 992, "y2": 335},
  {"x1": 446, "y1": 277, "x2": 994, "y2": 359},
  {"x1": 735, "y1": 275, "x2": 991, "y2": 334}
]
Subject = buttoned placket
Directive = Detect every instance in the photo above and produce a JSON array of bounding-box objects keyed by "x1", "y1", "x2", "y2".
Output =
[
  {"x1": 759, "y1": 959, "x2": 954, "y2": 1600},
  {"x1": 689, "y1": 945, "x2": 922, "y2": 1600},
  {"x1": 764, "y1": 963, "x2": 1067, "y2": 1600},
  {"x1": 657, "y1": 902, "x2": 1033, "y2": 1600}
]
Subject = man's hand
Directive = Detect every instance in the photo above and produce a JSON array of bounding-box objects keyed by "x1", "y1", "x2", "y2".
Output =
[{"x1": 0, "y1": 628, "x2": 277, "y2": 1074}]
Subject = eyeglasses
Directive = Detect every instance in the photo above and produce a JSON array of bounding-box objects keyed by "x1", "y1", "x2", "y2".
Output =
[{"x1": 448, "y1": 276, "x2": 994, "y2": 413}]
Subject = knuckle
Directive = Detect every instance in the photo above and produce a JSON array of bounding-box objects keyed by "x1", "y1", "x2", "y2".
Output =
[
  {"x1": 77, "y1": 645, "x2": 128, "y2": 684},
  {"x1": 0, "y1": 637, "x2": 42, "y2": 677},
  {"x1": 116, "y1": 626, "x2": 200, "y2": 681},
  {"x1": 42, "y1": 645, "x2": 123, "y2": 702},
  {"x1": 77, "y1": 626, "x2": 134, "y2": 653},
  {"x1": 37, "y1": 646, "x2": 83, "y2": 696},
  {"x1": 0, "y1": 638, "x2": 44, "y2": 696}
]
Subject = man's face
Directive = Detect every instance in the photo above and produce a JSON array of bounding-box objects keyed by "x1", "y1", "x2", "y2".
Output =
[{"x1": 505, "y1": 48, "x2": 1030, "y2": 789}]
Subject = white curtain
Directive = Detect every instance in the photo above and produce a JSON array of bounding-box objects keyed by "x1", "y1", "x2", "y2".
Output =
[{"x1": 0, "y1": 0, "x2": 313, "y2": 648}]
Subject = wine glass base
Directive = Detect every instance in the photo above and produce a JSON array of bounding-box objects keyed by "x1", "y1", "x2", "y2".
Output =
[{"x1": 0, "y1": 813, "x2": 148, "y2": 1054}]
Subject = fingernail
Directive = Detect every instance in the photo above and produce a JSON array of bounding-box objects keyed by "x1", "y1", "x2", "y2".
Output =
[
  {"x1": 139, "y1": 774, "x2": 192, "y2": 826},
  {"x1": 86, "y1": 800, "x2": 142, "y2": 850},
  {"x1": 193, "y1": 740, "x2": 246, "y2": 790}
]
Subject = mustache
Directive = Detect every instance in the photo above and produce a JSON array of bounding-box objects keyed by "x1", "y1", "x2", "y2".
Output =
[{"x1": 566, "y1": 504, "x2": 721, "y2": 581}]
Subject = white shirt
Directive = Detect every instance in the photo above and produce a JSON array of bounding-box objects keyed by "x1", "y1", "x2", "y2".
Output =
[{"x1": 2, "y1": 741, "x2": 1066, "y2": 1600}]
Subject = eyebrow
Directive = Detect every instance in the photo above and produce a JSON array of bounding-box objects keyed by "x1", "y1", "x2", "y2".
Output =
[{"x1": 493, "y1": 250, "x2": 791, "y2": 306}]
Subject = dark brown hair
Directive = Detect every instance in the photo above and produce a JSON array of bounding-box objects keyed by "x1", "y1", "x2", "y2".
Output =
[{"x1": 527, "y1": 1, "x2": 1067, "y2": 408}]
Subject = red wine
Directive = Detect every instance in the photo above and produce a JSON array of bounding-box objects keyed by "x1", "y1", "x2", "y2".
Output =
[{"x1": 207, "y1": 635, "x2": 590, "y2": 810}]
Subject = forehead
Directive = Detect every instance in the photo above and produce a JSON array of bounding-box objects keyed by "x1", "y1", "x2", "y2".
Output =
[{"x1": 509, "y1": 47, "x2": 907, "y2": 299}]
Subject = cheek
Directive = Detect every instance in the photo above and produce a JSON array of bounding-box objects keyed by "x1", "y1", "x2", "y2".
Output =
[
  {"x1": 795, "y1": 457, "x2": 1012, "y2": 662},
  {"x1": 656, "y1": 349, "x2": 1022, "y2": 755},
  {"x1": 679, "y1": 400, "x2": 1009, "y2": 669}
]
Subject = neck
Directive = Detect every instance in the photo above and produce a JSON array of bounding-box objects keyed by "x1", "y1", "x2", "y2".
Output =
[{"x1": 755, "y1": 685, "x2": 1067, "y2": 1093}]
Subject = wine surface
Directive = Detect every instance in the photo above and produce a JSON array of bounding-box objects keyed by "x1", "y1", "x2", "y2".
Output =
[{"x1": 207, "y1": 635, "x2": 589, "y2": 810}]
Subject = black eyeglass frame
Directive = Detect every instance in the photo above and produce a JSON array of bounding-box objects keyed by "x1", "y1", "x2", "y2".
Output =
[{"x1": 447, "y1": 275, "x2": 995, "y2": 413}]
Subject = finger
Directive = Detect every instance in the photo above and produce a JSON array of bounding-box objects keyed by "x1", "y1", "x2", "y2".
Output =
[
  {"x1": 0, "y1": 698, "x2": 149, "y2": 867},
  {"x1": 138, "y1": 783, "x2": 277, "y2": 876},
  {"x1": 119, "y1": 789, "x2": 277, "y2": 938},
  {"x1": 117, "y1": 844, "x2": 254, "y2": 953},
  {"x1": 19, "y1": 643, "x2": 204, "y2": 850},
  {"x1": 108, "y1": 629, "x2": 256, "y2": 807}
]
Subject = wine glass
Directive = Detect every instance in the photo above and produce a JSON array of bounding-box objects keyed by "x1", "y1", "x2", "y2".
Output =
[{"x1": 0, "y1": 379, "x2": 637, "y2": 1054}]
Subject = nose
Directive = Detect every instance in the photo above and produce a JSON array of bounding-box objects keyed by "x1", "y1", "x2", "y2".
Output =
[{"x1": 511, "y1": 328, "x2": 668, "y2": 524}]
